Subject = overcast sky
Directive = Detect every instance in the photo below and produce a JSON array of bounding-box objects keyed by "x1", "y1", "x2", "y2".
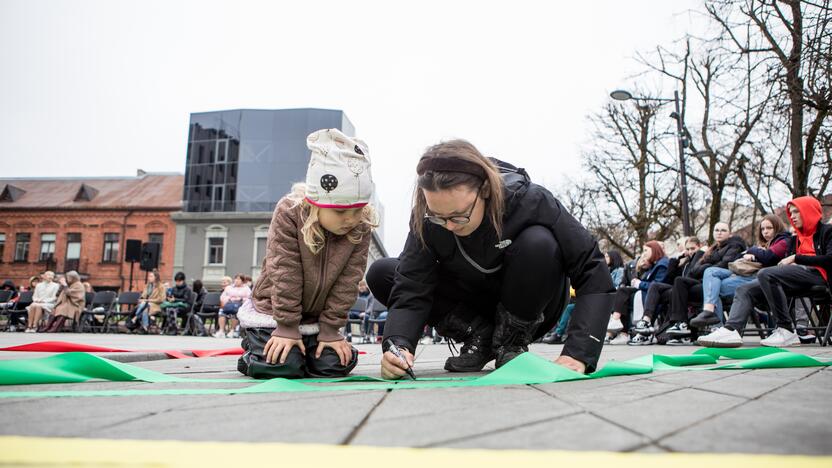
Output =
[{"x1": 1, "y1": 0, "x2": 703, "y2": 255}]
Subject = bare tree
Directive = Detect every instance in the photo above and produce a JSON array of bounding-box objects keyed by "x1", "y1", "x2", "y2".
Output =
[
  {"x1": 708, "y1": 0, "x2": 832, "y2": 197},
  {"x1": 639, "y1": 36, "x2": 776, "y2": 242},
  {"x1": 569, "y1": 97, "x2": 682, "y2": 257}
]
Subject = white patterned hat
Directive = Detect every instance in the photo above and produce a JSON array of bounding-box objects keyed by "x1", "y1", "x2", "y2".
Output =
[{"x1": 305, "y1": 128, "x2": 373, "y2": 208}]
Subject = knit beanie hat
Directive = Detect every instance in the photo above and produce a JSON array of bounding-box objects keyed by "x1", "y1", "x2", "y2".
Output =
[{"x1": 305, "y1": 128, "x2": 374, "y2": 209}]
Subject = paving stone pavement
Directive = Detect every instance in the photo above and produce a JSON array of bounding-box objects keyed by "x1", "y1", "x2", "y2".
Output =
[{"x1": 1, "y1": 332, "x2": 830, "y2": 454}]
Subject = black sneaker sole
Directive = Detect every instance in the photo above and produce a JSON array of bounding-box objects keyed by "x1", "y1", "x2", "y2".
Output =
[
  {"x1": 444, "y1": 359, "x2": 494, "y2": 373},
  {"x1": 665, "y1": 330, "x2": 692, "y2": 337},
  {"x1": 690, "y1": 316, "x2": 721, "y2": 328}
]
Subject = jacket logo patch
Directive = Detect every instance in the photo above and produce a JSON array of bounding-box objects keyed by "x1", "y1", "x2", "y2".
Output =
[{"x1": 495, "y1": 239, "x2": 513, "y2": 249}]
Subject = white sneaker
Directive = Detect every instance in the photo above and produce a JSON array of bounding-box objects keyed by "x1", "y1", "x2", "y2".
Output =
[
  {"x1": 24, "y1": 327, "x2": 36, "y2": 333},
  {"x1": 213, "y1": 330, "x2": 226, "y2": 339},
  {"x1": 760, "y1": 327, "x2": 800, "y2": 347},
  {"x1": 609, "y1": 332, "x2": 629, "y2": 345},
  {"x1": 607, "y1": 316, "x2": 624, "y2": 333},
  {"x1": 229, "y1": 329, "x2": 240, "y2": 339},
  {"x1": 697, "y1": 327, "x2": 743, "y2": 348}
]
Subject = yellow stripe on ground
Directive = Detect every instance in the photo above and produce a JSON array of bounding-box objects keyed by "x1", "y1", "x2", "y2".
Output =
[{"x1": 1, "y1": 436, "x2": 830, "y2": 467}]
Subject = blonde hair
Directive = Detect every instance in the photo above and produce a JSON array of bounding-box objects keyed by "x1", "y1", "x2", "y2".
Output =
[{"x1": 287, "y1": 182, "x2": 378, "y2": 255}]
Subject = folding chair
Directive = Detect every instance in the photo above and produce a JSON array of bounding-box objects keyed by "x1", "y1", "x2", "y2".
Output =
[
  {"x1": 78, "y1": 291, "x2": 117, "y2": 333},
  {"x1": 187, "y1": 292, "x2": 222, "y2": 336},
  {"x1": 104, "y1": 291, "x2": 141, "y2": 333},
  {"x1": 0, "y1": 290, "x2": 17, "y2": 329},
  {"x1": 180, "y1": 291, "x2": 200, "y2": 335},
  {"x1": 365, "y1": 300, "x2": 388, "y2": 343},
  {"x1": 346, "y1": 297, "x2": 368, "y2": 343},
  {"x1": 3, "y1": 291, "x2": 32, "y2": 331},
  {"x1": 791, "y1": 285, "x2": 832, "y2": 347}
]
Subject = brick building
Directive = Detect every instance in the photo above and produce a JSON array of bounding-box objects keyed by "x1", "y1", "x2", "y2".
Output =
[{"x1": 0, "y1": 172, "x2": 183, "y2": 291}]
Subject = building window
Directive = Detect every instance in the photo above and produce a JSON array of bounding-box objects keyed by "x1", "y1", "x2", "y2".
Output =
[
  {"x1": 148, "y1": 233, "x2": 164, "y2": 253},
  {"x1": 14, "y1": 233, "x2": 30, "y2": 262},
  {"x1": 204, "y1": 225, "x2": 227, "y2": 266},
  {"x1": 65, "y1": 233, "x2": 81, "y2": 272},
  {"x1": 208, "y1": 238, "x2": 224, "y2": 265},
  {"x1": 39, "y1": 233, "x2": 56, "y2": 262},
  {"x1": 253, "y1": 225, "x2": 269, "y2": 267},
  {"x1": 0, "y1": 233, "x2": 5, "y2": 262},
  {"x1": 102, "y1": 233, "x2": 120, "y2": 263}
]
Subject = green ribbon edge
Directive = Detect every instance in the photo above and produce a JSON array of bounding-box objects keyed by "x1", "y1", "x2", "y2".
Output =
[{"x1": 0, "y1": 348, "x2": 828, "y2": 398}]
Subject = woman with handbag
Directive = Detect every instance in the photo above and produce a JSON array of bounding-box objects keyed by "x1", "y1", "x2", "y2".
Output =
[
  {"x1": 664, "y1": 222, "x2": 747, "y2": 340},
  {"x1": 691, "y1": 215, "x2": 789, "y2": 328}
]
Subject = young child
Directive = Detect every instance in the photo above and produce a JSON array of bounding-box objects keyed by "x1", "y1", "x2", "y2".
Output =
[{"x1": 237, "y1": 128, "x2": 377, "y2": 379}]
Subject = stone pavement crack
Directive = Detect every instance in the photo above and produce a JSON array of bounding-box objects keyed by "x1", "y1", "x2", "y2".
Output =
[
  {"x1": 648, "y1": 368, "x2": 823, "y2": 449},
  {"x1": 528, "y1": 383, "x2": 658, "y2": 450},
  {"x1": 418, "y1": 410, "x2": 586, "y2": 448},
  {"x1": 340, "y1": 390, "x2": 391, "y2": 445}
]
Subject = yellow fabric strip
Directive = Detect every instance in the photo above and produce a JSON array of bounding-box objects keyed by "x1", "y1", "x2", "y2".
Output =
[{"x1": 1, "y1": 436, "x2": 830, "y2": 468}]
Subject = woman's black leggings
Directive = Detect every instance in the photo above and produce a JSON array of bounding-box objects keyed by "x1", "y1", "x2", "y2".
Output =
[
  {"x1": 669, "y1": 276, "x2": 703, "y2": 322},
  {"x1": 612, "y1": 286, "x2": 638, "y2": 331},
  {"x1": 367, "y1": 225, "x2": 569, "y2": 346}
]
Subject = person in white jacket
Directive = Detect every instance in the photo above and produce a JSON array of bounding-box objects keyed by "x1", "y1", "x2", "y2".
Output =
[{"x1": 25, "y1": 271, "x2": 60, "y2": 332}]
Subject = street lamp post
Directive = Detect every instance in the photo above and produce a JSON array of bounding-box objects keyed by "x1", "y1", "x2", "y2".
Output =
[{"x1": 610, "y1": 89, "x2": 693, "y2": 236}]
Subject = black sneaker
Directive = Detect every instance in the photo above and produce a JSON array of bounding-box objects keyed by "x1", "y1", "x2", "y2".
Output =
[
  {"x1": 666, "y1": 322, "x2": 692, "y2": 337},
  {"x1": 666, "y1": 337, "x2": 693, "y2": 346},
  {"x1": 797, "y1": 328, "x2": 817, "y2": 344},
  {"x1": 541, "y1": 333, "x2": 564, "y2": 344},
  {"x1": 628, "y1": 333, "x2": 654, "y2": 346},
  {"x1": 690, "y1": 310, "x2": 721, "y2": 328},
  {"x1": 444, "y1": 338, "x2": 496, "y2": 372},
  {"x1": 492, "y1": 305, "x2": 541, "y2": 369},
  {"x1": 633, "y1": 319, "x2": 653, "y2": 334},
  {"x1": 443, "y1": 318, "x2": 495, "y2": 373},
  {"x1": 495, "y1": 345, "x2": 528, "y2": 368},
  {"x1": 125, "y1": 317, "x2": 139, "y2": 332}
]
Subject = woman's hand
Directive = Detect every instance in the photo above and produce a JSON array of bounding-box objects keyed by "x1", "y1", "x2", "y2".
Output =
[
  {"x1": 743, "y1": 253, "x2": 756, "y2": 261},
  {"x1": 779, "y1": 255, "x2": 796, "y2": 266},
  {"x1": 630, "y1": 278, "x2": 641, "y2": 288},
  {"x1": 316, "y1": 339, "x2": 353, "y2": 367},
  {"x1": 554, "y1": 355, "x2": 586, "y2": 374},
  {"x1": 263, "y1": 336, "x2": 306, "y2": 364},
  {"x1": 381, "y1": 348, "x2": 414, "y2": 380}
]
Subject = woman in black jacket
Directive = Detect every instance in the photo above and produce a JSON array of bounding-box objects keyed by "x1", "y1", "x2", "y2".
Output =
[
  {"x1": 665, "y1": 222, "x2": 746, "y2": 339},
  {"x1": 366, "y1": 140, "x2": 614, "y2": 379}
]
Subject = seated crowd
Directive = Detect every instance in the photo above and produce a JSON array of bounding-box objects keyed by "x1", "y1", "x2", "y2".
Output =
[
  {"x1": 548, "y1": 195, "x2": 830, "y2": 349},
  {"x1": 0, "y1": 269, "x2": 257, "y2": 337}
]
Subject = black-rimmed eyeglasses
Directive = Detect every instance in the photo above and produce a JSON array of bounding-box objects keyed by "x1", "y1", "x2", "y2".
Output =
[{"x1": 424, "y1": 189, "x2": 480, "y2": 226}]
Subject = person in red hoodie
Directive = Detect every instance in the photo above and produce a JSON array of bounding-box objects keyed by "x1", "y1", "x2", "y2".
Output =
[{"x1": 753, "y1": 196, "x2": 832, "y2": 347}]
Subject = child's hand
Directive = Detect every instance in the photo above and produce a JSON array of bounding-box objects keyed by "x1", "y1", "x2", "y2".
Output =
[
  {"x1": 381, "y1": 349, "x2": 414, "y2": 380},
  {"x1": 264, "y1": 336, "x2": 306, "y2": 364},
  {"x1": 315, "y1": 339, "x2": 353, "y2": 367}
]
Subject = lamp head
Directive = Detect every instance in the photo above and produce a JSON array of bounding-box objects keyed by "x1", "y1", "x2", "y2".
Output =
[{"x1": 610, "y1": 89, "x2": 633, "y2": 101}]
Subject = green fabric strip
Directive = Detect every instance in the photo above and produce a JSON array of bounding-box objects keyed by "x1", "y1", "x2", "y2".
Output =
[{"x1": 0, "y1": 348, "x2": 828, "y2": 398}]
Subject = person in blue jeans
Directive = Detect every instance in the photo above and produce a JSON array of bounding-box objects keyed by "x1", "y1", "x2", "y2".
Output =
[
  {"x1": 691, "y1": 214, "x2": 790, "y2": 327},
  {"x1": 542, "y1": 288, "x2": 575, "y2": 344}
]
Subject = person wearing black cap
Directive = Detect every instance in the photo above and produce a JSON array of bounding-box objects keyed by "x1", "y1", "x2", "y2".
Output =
[{"x1": 366, "y1": 140, "x2": 614, "y2": 379}]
